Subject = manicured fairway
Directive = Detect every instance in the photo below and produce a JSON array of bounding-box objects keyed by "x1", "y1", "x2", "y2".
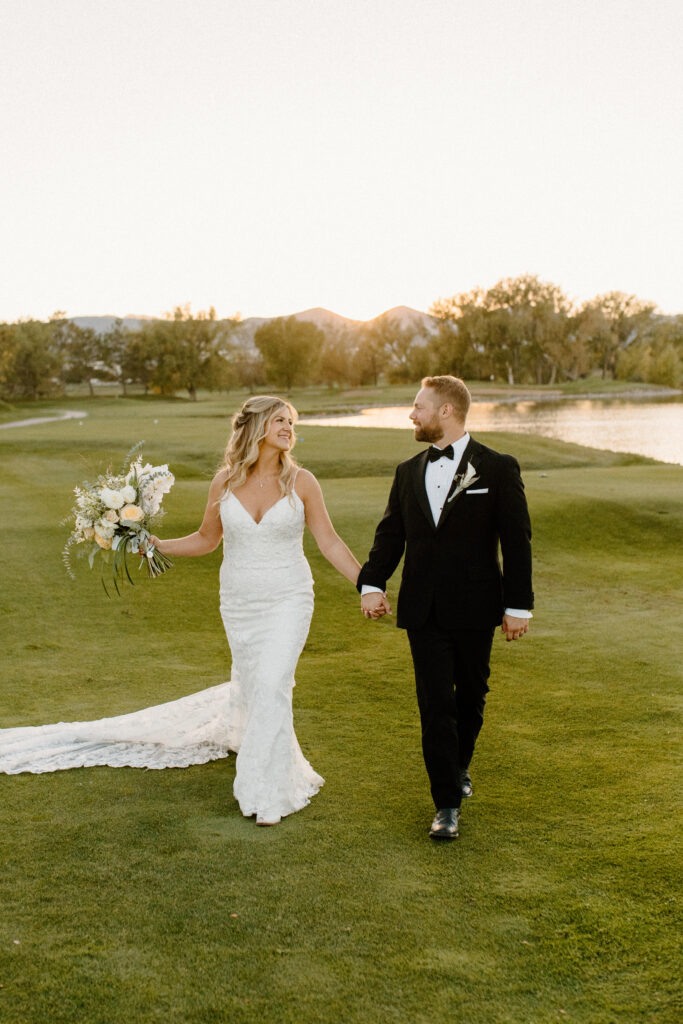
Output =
[{"x1": 1, "y1": 396, "x2": 681, "y2": 1023}]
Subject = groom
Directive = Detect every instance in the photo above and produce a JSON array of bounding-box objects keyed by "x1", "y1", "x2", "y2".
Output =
[{"x1": 358, "y1": 375, "x2": 533, "y2": 840}]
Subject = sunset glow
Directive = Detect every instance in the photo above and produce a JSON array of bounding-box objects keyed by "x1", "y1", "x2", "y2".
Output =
[{"x1": 1, "y1": 0, "x2": 681, "y2": 322}]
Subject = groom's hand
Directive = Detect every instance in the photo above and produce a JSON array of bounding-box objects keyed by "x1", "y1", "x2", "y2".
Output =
[
  {"x1": 361, "y1": 592, "x2": 392, "y2": 619},
  {"x1": 501, "y1": 614, "x2": 529, "y2": 642}
]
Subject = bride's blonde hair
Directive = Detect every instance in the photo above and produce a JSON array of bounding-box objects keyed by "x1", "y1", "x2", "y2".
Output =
[{"x1": 220, "y1": 395, "x2": 299, "y2": 497}]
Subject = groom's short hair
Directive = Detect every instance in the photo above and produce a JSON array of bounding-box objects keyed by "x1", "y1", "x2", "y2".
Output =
[{"x1": 422, "y1": 375, "x2": 471, "y2": 422}]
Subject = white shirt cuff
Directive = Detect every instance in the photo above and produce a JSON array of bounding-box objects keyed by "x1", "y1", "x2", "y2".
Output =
[{"x1": 361, "y1": 585, "x2": 384, "y2": 595}]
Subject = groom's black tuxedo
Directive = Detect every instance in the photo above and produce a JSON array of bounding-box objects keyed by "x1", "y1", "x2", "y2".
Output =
[{"x1": 358, "y1": 435, "x2": 533, "y2": 810}]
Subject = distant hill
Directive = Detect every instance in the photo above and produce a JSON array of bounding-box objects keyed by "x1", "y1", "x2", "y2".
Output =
[
  {"x1": 70, "y1": 315, "x2": 156, "y2": 334},
  {"x1": 68, "y1": 306, "x2": 439, "y2": 347}
]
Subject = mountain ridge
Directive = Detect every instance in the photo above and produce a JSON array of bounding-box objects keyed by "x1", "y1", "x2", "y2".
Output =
[{"x1": 70, "y1": 305, "x2": 438, "y2": 340}]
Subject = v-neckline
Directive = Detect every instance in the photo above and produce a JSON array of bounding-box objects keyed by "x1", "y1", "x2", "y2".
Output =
[{"x1": 230, "y1": 492, "x2": 286, "y2": 526}]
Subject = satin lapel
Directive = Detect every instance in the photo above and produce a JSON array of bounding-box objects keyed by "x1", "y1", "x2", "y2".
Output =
[
  {"x1": 436, "y1": 438, "x2": 479, "y2": 530},
  {"x1": 411, "y1": 449, "x2": 436, "y2": 530}
]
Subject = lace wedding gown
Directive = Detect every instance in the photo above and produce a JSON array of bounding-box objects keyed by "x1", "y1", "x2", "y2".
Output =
[{"x1": 0, "y1": 488, "x2": 324, "y2": 823}]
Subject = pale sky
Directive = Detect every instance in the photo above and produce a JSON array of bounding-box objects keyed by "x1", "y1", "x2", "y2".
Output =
[{"x1": 1, "y1": 0, "x2": 681, "y2": 322}]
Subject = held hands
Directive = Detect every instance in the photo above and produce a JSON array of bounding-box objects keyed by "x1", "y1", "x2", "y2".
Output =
[
  {"x1": 501, "y1": 614, "x2": 529, "y2": 642},
  {"x1": 361, "y1": 592, "x2": 392, "y2": 619}
]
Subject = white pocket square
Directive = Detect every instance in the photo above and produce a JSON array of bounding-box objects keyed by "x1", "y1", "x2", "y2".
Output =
[{"x1": 466, "y1": 488, "x2": 489, "y2": 494}]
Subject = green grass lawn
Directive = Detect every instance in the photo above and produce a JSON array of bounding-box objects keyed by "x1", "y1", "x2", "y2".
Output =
[
  {"x1": 1, "y1": 398, "x2": 681, "y2": 1023},
  {"x1": 1, "y1": 375, "x2": 678, "y2": 425}
]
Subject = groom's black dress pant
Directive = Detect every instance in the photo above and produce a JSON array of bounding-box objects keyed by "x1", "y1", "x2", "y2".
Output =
[{"x1": 407, "y1": 611, "x2": 495, "y2": 810}]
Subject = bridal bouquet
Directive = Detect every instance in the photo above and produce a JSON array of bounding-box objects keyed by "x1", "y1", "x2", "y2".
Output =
[{"x1": 63, "y1": 444, "x2": 174, "y2": 594}]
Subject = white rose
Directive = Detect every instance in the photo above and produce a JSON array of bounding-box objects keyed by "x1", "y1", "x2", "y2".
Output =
[
  {"x1": 104, "y1": 509, "x2": 119, "y2": 523},
  {"x1": 100, "y1": 487, "x2": 124, "y2": 510},
  {"x1": 95, "y1": 517, "x2": 117, "y2": 539},
  {"x1": 120, "y1": 484, "x2": 136, "y2": 503}
]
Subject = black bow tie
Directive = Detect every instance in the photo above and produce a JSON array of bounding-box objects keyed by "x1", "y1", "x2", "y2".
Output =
[{"x1": 427, "y1": 444, "x2": 454, "y2": 462}]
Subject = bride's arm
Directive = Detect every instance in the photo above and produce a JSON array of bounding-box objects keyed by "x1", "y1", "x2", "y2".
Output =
[
  {"x1": 150, "y1": 471, "x2": 225, "y2": 557},
  {"x1": 297, "y1": 470, "x2": 361, "y2": 585}
]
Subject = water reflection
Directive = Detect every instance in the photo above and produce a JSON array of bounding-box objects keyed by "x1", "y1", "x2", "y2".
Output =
[{"x1": 301, "y1": 397, "x2": 683, "y2": 465}]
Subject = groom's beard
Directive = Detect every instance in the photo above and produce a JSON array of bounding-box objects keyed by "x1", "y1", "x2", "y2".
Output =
[{"x1": 414, "y1": 421, "x2": 443, "y2": 444}]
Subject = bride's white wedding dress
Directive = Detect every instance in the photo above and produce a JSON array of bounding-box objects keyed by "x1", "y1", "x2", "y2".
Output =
[{"x1": 0, "y1": 487, "x2": 324, "y2": 823}]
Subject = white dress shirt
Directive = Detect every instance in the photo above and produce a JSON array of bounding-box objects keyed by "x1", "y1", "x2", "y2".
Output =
[
  {"x1": 424, "y1": 432, "x2": 471, "y2": 524},
  {"x1": 361, "y1": 433, "x2": 532, "y2": 619}
]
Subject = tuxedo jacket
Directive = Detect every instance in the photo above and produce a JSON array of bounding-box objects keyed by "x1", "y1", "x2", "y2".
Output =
[{"x1": 357, "y1": 437, "x2": 534, "y2": 630}]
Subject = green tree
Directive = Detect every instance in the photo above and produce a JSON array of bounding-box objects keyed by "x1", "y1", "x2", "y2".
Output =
[
  {"x1": 119, "y1": 329, "x2": 156, "y2": 394},
  {"x1": 319, "y1": 327, "x2": 355, "y2": 387},
  {"x1": 354, "y1": 319, "x2": 399, "y2": 386},
  {"x1": 98, "y1": 318, "x2": 133, "y2": 396},
  {"x1": 0, "y1": 319, "x2": 62, "y2": 399},
  {"x1": 361, "y1": 313, "x2": 427, "y2": 384},
  {"x1": 231, "y1": 346, "x2": 265, "y2": 392},
  {"x1": 0, "y1": 322, "x2": 19, "y2": 399},
  {"x1": 254, "y1": 317, "x2": 323, "y2": 390},
  {"x1": 51, "y1": 316, "x2": 100, "y2": 396},
  {"x1": 430, "y1": 277, "x2": 572, "y2": 384},
  {"x1": 140, "y1": 306, "x2": 237, "y2": 398},
  {"x1": 581, "y1": 292, "x2": 657, "y2": 379},
  {"x1": 616, "y1": 315, "x2": 682, "y2": 387},
  {"x1": 429, "y1": 289, "x2": 492, "y2": 379},
  {"x1": 484, "y1": 275, "x2": 571, "y2": 385}
]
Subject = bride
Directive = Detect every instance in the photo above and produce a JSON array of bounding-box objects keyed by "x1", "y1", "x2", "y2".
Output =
[{"x1": 0, "y1": 395, "x2": 362, "y2": 826}]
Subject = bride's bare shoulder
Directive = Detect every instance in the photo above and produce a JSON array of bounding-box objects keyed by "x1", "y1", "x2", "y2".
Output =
[
  {"x1": 210, "y1": 468, "x2": 230, "y2": 495},
  {"x1": 293, "y1": 467, "x2": 322, "y2": 502},
  {"x1": 294, "y1": 467, "x2": 317, "y2": 489}
]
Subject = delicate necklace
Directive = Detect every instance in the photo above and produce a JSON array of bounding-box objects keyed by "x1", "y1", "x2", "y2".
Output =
[{"x1": 255, "y1": 472, "x2": 279, "y2": 489}]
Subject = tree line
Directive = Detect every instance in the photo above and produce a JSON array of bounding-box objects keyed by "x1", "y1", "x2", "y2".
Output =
[{"x1": 1, "y1": 275, "x2": 680, "y2": 401}]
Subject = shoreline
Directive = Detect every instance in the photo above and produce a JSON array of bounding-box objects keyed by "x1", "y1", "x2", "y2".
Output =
[{"x1": 300, "y1": 387, "x2": 681, "y2": 420}]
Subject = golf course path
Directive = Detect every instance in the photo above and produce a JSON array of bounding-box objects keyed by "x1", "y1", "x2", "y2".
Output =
[{"x1": 0, "y1": 409, "x2": 88, "y2": 429}]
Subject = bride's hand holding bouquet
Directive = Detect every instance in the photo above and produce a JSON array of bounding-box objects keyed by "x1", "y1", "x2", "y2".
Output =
[{"x1": 63, "y1": 445, "x2": 175, "y2": 594}]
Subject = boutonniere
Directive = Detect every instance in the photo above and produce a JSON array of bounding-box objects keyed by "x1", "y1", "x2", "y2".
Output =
[{"x1": 447, "y1": 462, "x2": 479, "y2": 502}]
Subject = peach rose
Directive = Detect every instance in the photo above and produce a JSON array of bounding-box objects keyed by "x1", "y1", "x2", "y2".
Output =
[{"x1": 120, "y1": 503, "x2": 144, "y2": 523}]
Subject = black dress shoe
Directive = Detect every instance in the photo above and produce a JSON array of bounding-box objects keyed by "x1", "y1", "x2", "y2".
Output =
[
  {"x1": 460, "y1": 770, "x2": 473, "y2": 798},
  {"x1": 429, "y1": 807, "x2": 460, "y2": 840}
]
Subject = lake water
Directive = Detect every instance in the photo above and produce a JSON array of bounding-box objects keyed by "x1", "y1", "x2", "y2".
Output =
[{"x1": 302, "y1": 396, "x2": 683, "y2": 465}]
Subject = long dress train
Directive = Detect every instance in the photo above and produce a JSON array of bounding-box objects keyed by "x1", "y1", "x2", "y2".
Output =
[{"x1": 0, "y1": 488, "x2": 324, "y2": 822}]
